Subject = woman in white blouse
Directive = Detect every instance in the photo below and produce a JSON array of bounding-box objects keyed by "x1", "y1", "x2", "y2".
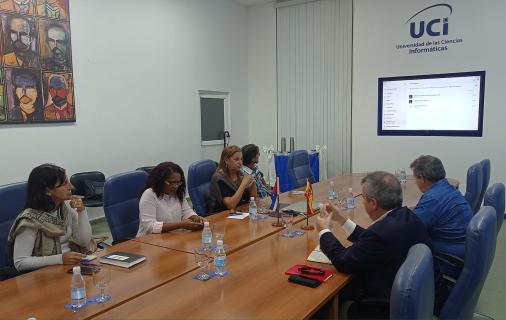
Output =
[{"x1": 136, "y1": 162, "x2": 205, "y2": 237}]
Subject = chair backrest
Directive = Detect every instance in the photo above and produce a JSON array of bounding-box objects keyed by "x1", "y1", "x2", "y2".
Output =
[
  {"x1": 464, "y1": 162, "x2": 483, "y2": 214},
  {"x1": 439, "y1": 206, "x2": 497, "y2": 320},
  {"x1": 136, "y1": 166, "x2": 155, "y2": 174},
  {"x1": 188, "y1": 160, "x2": 217, "y2": 216},
  {"x1": 0, "y1": 182, "x2": 27, "y2": 268},
  {"x1": 103, "y1": 170, "x2": 148, "y2": 243},
  {"x1": 484, "y1": 183, "x2": 505, "y2": 234},
  {"x1": 70, "y1": 171, "x2": 106, "y2": 207},
  {"x1": 478, "y1": 159, "x2": 491, "y2": 208},
  {"x1": 390, "y1": 243, "x2": 434, "y2": 319},
  {"x1": 287, "y1": 150, "x2": 314, "y2": 189}
]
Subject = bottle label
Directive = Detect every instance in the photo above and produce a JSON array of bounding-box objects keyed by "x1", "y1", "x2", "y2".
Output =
[
  {"x1": 215, "y1": 256, "x2": 226, "y2": 267},
  {"x1": 347, "y1": 197, "x2": 355, "y2": 209},
  {"x1": 202, "y1": 235, "x2": 212, "y2": 244},
  {"x1": 71, "y1": 287, "x2": 86, "y2": 300}
]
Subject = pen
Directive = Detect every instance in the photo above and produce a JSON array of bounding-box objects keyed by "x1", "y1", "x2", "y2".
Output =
[{"x1": 229, "y1": 212, "x2": 242, "y2": 216}]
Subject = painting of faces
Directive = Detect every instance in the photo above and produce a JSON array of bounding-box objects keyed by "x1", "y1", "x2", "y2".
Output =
[{"x1": 0, "y1": 0, "x2": 74, "y2": 124}]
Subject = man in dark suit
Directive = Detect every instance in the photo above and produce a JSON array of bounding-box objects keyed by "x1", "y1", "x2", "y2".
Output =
[{"x1": 316, "y1": 171, "x2": 433, "y2": 318}]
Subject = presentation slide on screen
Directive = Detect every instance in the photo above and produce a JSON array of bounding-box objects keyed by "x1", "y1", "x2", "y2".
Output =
[{"x1": 381, "y1": 76, "x2": 481, "y2": 131}]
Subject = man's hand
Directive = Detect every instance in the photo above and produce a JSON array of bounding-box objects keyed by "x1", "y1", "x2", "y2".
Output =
[
  {"x1": 316, "y1": 208, "x2": 332, "y2": 231},
  {"x1": 325, "y1": 203, "x2": 347, "y2": 226}
]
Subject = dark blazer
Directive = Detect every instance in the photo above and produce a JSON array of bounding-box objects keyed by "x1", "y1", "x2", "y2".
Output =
[{"x1": 320, "y1": 206, "x2": 432, "y2": 301}]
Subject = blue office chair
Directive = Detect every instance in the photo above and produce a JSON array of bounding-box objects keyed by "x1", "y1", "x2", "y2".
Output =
[
  {"x1": 0, "y1": 182, "x2": 27, "y2": 269},
  {"x1": 484, "y1": 183, "x2": 505, "y2": 234},
  {"x1": 287, "y1": 150, "x2": 314, "y2": 189},
  {"x1": 70, "y1": 171, "x2": 105, "y2": 207},
  {"x1": 464, "y1": 162, "x2": 483, "y2": 214},
  {"x1": 390, "y1": 243, "x2": 434, "y2": 319},
  {"x1": 103, "y1": 170, "x2": 148, "y2": 244},
  {"x1": 477, "y1": 159, "x2": 491, "y2": 209},
  {"x1": 439, "y1": 206, "x2": 497, "y2": 320},
  {"x1": 188, "y1": 160, "x2": 217, "y2": 216}
]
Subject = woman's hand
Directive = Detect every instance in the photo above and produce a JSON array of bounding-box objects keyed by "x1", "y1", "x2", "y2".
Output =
[
  {"x1": 69, "y1": 196, "x2": 85, "y2": 213},
  {"x1": 189, "y1": 215, "x2": 206, "y2": 224},
  {"x1": 240, "y1": 174, "x2": 255, "y2": 189},
  {"x1": 62, "y1": 251, "x2": 86, "y2": 265},
  {"x1": 182, "y1": 220, "x2": 204, "y2": 231}
]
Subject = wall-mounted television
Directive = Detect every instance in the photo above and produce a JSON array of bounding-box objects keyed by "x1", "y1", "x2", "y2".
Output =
[{"x1": 378, "y1": 71, "x2": 485, "y2": 137}]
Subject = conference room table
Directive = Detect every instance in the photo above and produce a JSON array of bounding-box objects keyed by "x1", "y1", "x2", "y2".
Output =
[{"x1": 0, "y1": 173, "x2": 455, "y2": 319}]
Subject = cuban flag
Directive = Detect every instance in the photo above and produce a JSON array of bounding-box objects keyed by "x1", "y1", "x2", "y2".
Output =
[{"x1": 270, "y1": 177, "x2": 279, "y2": 210}]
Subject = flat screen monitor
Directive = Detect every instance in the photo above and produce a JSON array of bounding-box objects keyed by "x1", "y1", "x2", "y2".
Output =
[{"x1": 378, "y1": 71, "x2": 485, "y2": 136}]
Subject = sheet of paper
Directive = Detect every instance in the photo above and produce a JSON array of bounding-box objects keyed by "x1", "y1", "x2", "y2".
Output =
[
  {"x1": 307, "y1": 245, "x2": 332, "y2": 264},
  {"x1": 227, "y1": 212, "x2": 250, "y2": 219}
]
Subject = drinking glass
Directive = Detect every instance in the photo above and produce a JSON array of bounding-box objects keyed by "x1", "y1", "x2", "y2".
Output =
[
  {"x1": 194, "y1": 247, "x2": 211, "y2": 281},
  {"x1": 282, "y1": 212, "x2": 294, "y2": 238},
  {"x1": 92, "y1": 267, "x2": 111, "y2": 303},
  {"x1": 214, "y1": 221, "x2": 226, "y2": 242}
]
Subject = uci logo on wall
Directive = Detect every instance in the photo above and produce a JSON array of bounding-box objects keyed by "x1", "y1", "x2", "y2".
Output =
[{"x1": 395, "y1": 3, "x2": 464, "y2": 55}]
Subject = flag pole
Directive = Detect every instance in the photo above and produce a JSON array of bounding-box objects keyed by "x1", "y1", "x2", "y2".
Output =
[
  {"x1": 301, "y1": 178, "x2": 314, "y2": 230},
  {"x1": 272, "y1": 177, "x2": 283, "y2": 227}
]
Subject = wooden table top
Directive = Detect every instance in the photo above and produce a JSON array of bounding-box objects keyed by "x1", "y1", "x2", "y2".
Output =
[
  {"x1": 132, "y1": 209, "x2": 294, "y2": 254},
  {"x1": 0, "y1": 173, "x2": 458, "y2": 319},
  {"x1": 93, "y1": 223, "x2": 350, "y2": 320},
  {"x1": 0, "y1": 241, "x2": 196, "y2": 319}
]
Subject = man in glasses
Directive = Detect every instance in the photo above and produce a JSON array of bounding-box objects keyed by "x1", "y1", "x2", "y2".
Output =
[
  {"x1": 316, "y1": 171, "x2": 437, "y2": 318},
  {"x1": 44, "y1": 74, "x2": 74, "y2": 121}
]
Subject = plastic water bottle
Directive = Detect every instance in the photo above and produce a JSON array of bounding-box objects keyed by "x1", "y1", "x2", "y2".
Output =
[
  {"x1": 70, "y1": 266, "x2": 87, "y2": 309},
  {"x1": 201, "y1": 221, "x2": 212, "y2": 249},
  {"x1": 249, "y1": 197, "x2": 258, "y2": 221},
  {"x1": 214, "y1": 239, "x2": 227, "y2": 277},
  {"x1": 327, "y1": 181, "x2": 336, "y2": 201},
  {"x1": 399, "y1": 169, "x2": 407, "y2": 185},
  {"x1": 346, "y1": 187, "x2": 355, "y2": 209}
]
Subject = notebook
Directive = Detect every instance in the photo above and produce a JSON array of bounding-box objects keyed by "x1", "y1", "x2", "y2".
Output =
[
  {"x1": 100, "y1": 251, "x2": 146, "y2": 268},
  {"x1": 307, "y1": 245, "x2": 332, "y2": 264},
  {"x1": 285, "y1": 264, "x2": 333, "y2": 282},
  {"x1": 281, "y1": 201, "x2": 321, "y2": 214}
]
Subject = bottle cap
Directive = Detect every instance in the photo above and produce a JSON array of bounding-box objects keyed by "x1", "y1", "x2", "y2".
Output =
[
  {"x1": 250, "y1": 197, "x2": 254, "y2": 201},
  {"x1": 73, "y1": 266, "x2": 81, "y2": 274},
  {"x1": 217, "y1": 240, "x2": 224, "y2": 246},
  {"x1": 330, "y1": 181, "x2": 334, "y2": 186},
  {"x1": 348, "y1": 187, "x2": 353, "y2": 192},
  {"x1": 204, "y1": 221, "x2": 209, "y2": 226}
]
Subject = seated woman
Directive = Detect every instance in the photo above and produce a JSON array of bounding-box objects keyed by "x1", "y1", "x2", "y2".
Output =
[
  {"x1": 8, "y1": 164, "x2": 92, "y2": 272},
  {"x1": 137, "y1": 162, "x2": 205, "y2": 237},
  {"x1": 208, "y1": 145, "x2": 258, "y2": 213},
  {"x1": 241, "y1": 144, "x2": 271, "y2": 197}
]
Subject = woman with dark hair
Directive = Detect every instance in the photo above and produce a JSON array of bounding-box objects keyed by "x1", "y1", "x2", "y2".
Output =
[
  {"x1": 208, "y1": 145, "x2": 258, "y2": 213},
  {"x1": 136, "y1": 162, "x2": 205, "y2": 236},
  {"x1": 8, "y1": 164, "x2": 92, "y2": 271}
]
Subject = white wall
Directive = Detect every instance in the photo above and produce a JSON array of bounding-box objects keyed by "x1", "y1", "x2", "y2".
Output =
[
  {"x1": 352, "y1": 0, "x2": 506, "y2": 189},
  {"x1": 0, "y1": 0, "x2": 249, "y2": 187},
  {"x1": 247, "y1": 3, "x2": 277, "y2": 175}
]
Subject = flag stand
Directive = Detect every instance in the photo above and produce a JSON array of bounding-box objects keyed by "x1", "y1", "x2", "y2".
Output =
[
  {"x1": 301, "y1": 178, "x2": 315, "y2": 230},
  {"x1": 300, "y1": 216, "x2": 314, "y2": 230},
  {"x1": 272, "y1": 192, "x2": 283, "y2": 227}
]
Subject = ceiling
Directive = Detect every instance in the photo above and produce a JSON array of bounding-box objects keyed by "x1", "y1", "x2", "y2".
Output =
[{"x1": 234, "y1": 0, "x2": 272, "y2": 6}]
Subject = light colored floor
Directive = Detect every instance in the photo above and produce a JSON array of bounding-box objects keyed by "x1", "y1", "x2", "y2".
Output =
[
  {"x1": 90, "y1": 217, "x2": 506, "y2": 319},
  {"x1": 475, "y1": 222, "x2": 506, "y2": 319}
]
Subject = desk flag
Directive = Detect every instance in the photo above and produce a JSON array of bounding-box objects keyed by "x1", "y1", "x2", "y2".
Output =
[
  {"x1": 305, "y1": 179, "x2": 314, "y2": 216},
  {"x1": 270, "y1": 177, "x2": 279, "y2": 210}
]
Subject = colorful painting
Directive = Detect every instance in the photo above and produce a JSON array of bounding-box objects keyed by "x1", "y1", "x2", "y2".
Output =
[{"x1": 0, "y1": 0, "x2": 73, "y2": 124}]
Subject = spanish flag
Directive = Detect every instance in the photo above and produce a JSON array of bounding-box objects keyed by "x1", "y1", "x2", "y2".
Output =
[{"x1": 304, "y1": 178, "x2": 314, "y2": 216}]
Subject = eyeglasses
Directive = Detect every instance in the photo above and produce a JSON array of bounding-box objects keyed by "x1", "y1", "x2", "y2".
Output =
[
  {"x1": 164, "y1": 181, "x2": 183, "y2": 188},
  {"x1": 298, "y1": 266, "x2": 325, "y2": 275}
]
